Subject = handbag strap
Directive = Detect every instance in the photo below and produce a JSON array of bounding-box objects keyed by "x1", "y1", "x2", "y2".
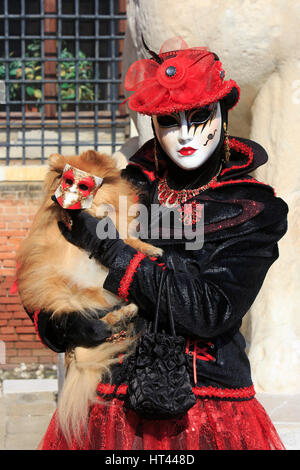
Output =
[
  {"x1": 165, "y1": 273, "x2": 176, "y2": 337},
  {"x1": 153, "y1": 269, "x2": 176, "y2": 337}
]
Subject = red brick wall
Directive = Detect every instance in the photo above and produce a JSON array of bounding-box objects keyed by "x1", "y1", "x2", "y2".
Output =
[{"x1": 0, "y1": 182, "x2": 57, "y2": 369}]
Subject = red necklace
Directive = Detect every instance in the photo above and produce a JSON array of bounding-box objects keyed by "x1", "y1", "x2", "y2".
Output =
[{"x1": 157, "y1": 165, "x2": 222, "y2": 225}]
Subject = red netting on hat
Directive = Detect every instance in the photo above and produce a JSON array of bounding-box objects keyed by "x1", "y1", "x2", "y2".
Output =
[
  {"x1": 125, "y1": 37, "x2": 240, "y2": 115},
  {"x1": 159, "y1": 36, "x2": 189, "y2": 54}
]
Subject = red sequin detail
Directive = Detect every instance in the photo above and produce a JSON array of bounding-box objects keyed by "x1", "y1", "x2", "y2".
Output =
[
  {"x1": 118, "y1": 252, "x2": 146, "y2": 301},
  {"x1": 39, "y1": 395, "x2": 285, "y2": 450},
  {"x1": 204, "y1": 198, "x2": 264, "y2": 234}
]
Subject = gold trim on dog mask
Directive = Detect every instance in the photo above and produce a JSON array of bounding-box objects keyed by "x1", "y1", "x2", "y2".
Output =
[{"x1": 55, "y1": 164, "x2": 103, "y2": 209}]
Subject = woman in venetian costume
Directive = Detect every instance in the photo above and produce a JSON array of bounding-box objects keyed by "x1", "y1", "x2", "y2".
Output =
[{"x1": 32, "y1": 38, "x2": 288, "y2": 450}]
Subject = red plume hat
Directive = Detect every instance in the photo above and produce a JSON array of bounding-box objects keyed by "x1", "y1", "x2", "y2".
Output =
[{"x1": 124, "y1": 37, "x2": 240, "y2": 115}]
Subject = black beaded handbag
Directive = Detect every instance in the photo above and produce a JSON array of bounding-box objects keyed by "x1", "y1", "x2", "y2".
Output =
[{"x1": 125, "y1": 269, "x2": 196, "y2": 419}]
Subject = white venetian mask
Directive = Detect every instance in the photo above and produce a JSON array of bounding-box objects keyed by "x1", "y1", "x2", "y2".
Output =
[{"x1": 152, "y1": 101, "x2": 222, "y2": 170}]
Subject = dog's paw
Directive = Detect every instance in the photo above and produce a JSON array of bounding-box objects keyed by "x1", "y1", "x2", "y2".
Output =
[
  {"x1": 145, "y1": 245, "x2": 164, "y2": 258},
  {"x1": 103, "y1": 302, "x2": 138, "y2": 326},
  {"x1": 123, "y1": 303, "x2": 138, "y2": 320},
  {"x1": 125, "y1": 238, "x2": 163, "y2": 259}
]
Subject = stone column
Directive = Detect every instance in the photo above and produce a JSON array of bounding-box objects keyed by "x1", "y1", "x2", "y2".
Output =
[{"x1": 248, "y1": 59, "x2": 300, "y2": 392}]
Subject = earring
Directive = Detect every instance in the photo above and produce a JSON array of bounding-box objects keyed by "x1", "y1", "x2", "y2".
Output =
[
  {"x1": 154, "y1": 138, "x2": 159, "y2": 174},
  {"x1": 223, "y1": 122, "x2": 230, "y2": 162}
]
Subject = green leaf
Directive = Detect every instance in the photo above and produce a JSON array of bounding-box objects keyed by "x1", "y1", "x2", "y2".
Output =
[
  {"x1": 66, "y1": 72, "x2": 75, "y2": 79},
  {"x1": 9, "y1": 69, "x2": 19, "y2": 77},
  {"x1": 62, "y1": 88, "x2": 76, "y2": 100},
  {"x1": 10, "y1": 60, "x2": 22, "y2": 69},
  {"x1": 27, "y1": 42, "x2": 40, "y2": 52},
  {"x1": 26, "y1": 86, "x2": 35, "y2": 96},
  {"x1": 34, "y1": 89, "x2": 42, "y2": 99}
]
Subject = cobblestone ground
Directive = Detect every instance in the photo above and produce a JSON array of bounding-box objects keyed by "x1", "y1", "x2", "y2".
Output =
[
  {"x1": 0, "y1": 391, "x2": 56, "y2": 450},
  {"x1": 0, "y1": 389, "x2": 299, "y2": 450}
]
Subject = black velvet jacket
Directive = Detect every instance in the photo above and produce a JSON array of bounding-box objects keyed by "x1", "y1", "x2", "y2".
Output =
[
  {"x1": 28, "y1": 136, "x2": 288, "y2": 402},
  {"x1": 97, "y1": 136, "x2": 288, "y2": 401}
]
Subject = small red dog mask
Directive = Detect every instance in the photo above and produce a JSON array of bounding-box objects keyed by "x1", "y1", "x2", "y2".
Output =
[{"x1": 54, "y1": 164, "x2": 103, "y2": 209}]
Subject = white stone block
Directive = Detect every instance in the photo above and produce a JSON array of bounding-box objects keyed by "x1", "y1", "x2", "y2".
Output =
[{"x1": 2, "y1": 379, "x2": 58, "y2": 395}]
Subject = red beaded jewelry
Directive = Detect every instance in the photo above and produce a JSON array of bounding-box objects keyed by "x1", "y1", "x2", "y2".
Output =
[{"x1": 157, "y1": 165, "x2": 222, "y2": 225}]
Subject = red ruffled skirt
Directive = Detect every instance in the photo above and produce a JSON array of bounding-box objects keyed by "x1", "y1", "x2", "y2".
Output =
[{"x1": 39, "y1": 396, "x2": 285, "y2": 450}]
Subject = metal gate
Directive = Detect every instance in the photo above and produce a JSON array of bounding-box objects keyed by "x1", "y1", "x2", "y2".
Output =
[{"x1": 0, "y1": 0, "x2": 129, "y2": 165}]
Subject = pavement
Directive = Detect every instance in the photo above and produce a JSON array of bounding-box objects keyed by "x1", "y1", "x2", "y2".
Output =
[
  {"x1": 0, "y1": 380, "x2": 57, "y2": 451},
  {"x1": 0, "y1": 379, "x2": 299, "y2": 450}
]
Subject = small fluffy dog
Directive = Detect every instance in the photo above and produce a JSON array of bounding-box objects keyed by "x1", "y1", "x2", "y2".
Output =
[{"x1": 16, "y1": 149, "x2": 162, "y2": 444}]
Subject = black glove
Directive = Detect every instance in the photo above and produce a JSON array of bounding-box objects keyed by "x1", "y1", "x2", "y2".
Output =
[
  {"x1": 52, "y1": 195, "x2": 127, "y2": 268},
  {"x1": 33, "y1": 309, "x2": 113, "y2": 353}
]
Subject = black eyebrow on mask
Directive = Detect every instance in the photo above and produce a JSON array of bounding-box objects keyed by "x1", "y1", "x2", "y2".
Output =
[
  {"x1": 201, "y1": 104, "x2": 217, "y2": 133},
  {"x1": 188, "y1": 104, "x2": 217, "y2": 135}
]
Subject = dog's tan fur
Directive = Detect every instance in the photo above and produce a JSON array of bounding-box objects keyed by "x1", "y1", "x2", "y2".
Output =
[{"x1": 16, "y1": 149, "x2": 162, "y2": 445}]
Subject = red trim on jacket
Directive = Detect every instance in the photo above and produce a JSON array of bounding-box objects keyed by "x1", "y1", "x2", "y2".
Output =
[
  {"x1": 220, "y1": 138, "x2": 254, "y2": 177},
  {"x1": 118, "y1": 251, "x2": 147, "y2": 301},
  {"x1": 193, "y1": 385, "x2": 255, "y2": 400},
  {"x1": 128, "y1": 161, "x2": 156, "y2": 182},
  {"x1": 118, "y1": 253, "x2": 167, "y2": 302},
  {"x1": 96, "y1": 382, "x2": 256, "y2": 401},
  {"x1": 209, "y1": 138, "x2": 276, "y2": 195}
]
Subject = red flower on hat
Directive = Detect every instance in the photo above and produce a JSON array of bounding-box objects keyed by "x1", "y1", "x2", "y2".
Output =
[{"x1": 124, "y1": 38, "x2": 239, "y2": 116}]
